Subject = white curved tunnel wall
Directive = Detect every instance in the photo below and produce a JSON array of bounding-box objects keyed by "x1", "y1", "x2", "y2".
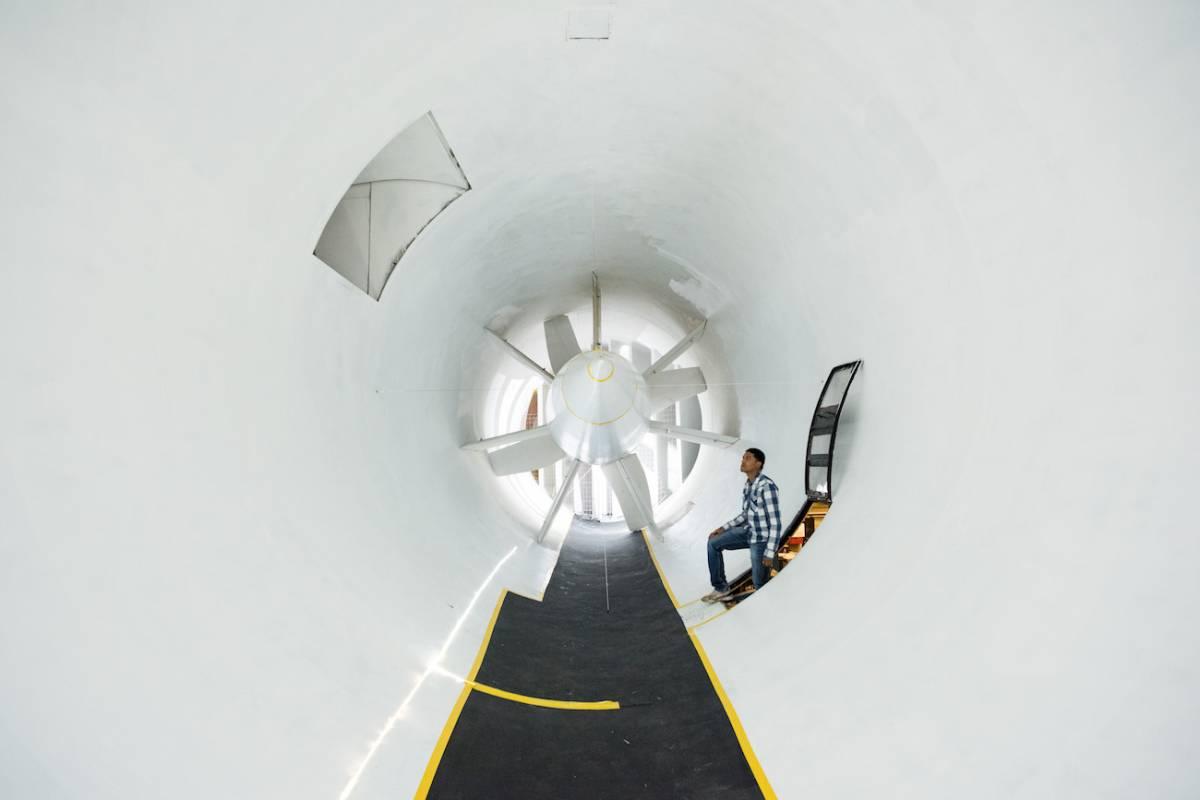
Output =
[{"x1": 2, "y1": 3, "x2": 1198, "y2": 799}]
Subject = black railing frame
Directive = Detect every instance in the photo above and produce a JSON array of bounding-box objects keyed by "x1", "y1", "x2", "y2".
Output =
[
  {"x1": 721, "y1": 360, "x2": 862, "y2": 603},
  {"x1": 804, "y1": 359, "x2": 862, "y2": 502}
]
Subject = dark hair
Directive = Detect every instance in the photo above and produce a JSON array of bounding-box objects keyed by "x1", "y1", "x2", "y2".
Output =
[{"x1": 745, "y1": 447, "x2": 766, "y2": 466}]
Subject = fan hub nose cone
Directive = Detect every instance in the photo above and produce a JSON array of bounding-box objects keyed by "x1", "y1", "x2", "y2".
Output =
[{"x1": 548, "y1": 350, "x2": 650, "y2": 465}]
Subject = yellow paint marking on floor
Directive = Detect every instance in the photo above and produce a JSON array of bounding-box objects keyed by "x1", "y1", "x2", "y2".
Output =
[
  {"x1": 640, "y1": 531, "x2": 774, "y2": 796},
  {"x1": 688, "y1": 632, "x2": 777, "y2": 800},
  {"x1": 413, "y1": 684, "x2": 471, "y2": 799},
  {"x1": 688, "y1": 605, "x2": 732, "y2": 632},
  {"x1": 641, "y1": 530, "x2": 681, "y2": 608},
  {"x1": 467, "y1": 681, "x2": 620, "y2": 711},
  {"x1": 414, "y1": 590, "x2": 509, "y2": 798},
  {"x1": 467, "y1": 590, "x2": 508, "y2": 681}
]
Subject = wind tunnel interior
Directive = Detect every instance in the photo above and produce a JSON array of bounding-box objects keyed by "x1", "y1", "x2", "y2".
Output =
[{"x1": 2, "y1": 2, "x2": 1199, "y2": 799}]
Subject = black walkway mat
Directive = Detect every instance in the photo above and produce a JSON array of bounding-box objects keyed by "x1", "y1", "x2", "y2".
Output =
[{"x1": 427, "y1": 529, "x2": 764, "y2": 799}]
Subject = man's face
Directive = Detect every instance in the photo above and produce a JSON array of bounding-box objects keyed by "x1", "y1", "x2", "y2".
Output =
[{"x1": 740, "y1": 451, "x2": 762, "y2": 474}]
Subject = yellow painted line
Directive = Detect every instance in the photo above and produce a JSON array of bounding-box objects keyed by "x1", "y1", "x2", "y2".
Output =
[
  {"x1": 641, "y1": 533, "x2": 773, "y2": 797},
  {"x1": 467, "y1": 590, "x2": 507, "y2": 682},
  {"x1": 641, "y1": 529, "x2": 681, "y2": 609},
  {"x1": 414, "y1": 590, "x2": 508, "y2": 798},
  {"x1": 467, "y1": 681, "x2": 620, "y2": 711},
  {"x1": 413, "y1": 684, "x2": 471, "y2": 799},
  {"x1": 414, "y1": 589, "x2": 619, "y2": 797},
  {"x1": 687, "y1": 605, "x2": 732, "y2": 632},
  {"x1": 689, "y1": 633, "x2": 777, "y2": 800}
]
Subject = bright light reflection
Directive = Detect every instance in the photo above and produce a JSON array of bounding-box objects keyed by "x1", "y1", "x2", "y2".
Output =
[
  {"x1": 336, "y1": 546, "x2": 518, "y2": 800},
  {"x1": 430, "y1": 664, "x2": 466, "y2": 683}
]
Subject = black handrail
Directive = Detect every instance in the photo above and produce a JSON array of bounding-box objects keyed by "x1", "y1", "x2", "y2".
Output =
[
  {"x1": 804, "y1": 360, "x2": 862, "y2": 502},
  {"x1": 719, "y1": 360, "x2": 861, "y2": 606}
]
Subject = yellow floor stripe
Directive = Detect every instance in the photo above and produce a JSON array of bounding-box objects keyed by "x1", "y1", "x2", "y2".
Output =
[
  {"x1": 414, "y1": 590, "x2": 509, "y2": 799},
  {"x1": 467, "y1": 681, "x2": 620, "y2": 710},
  {"x1": 420, "y1": 541, "x2": 772, "y2": 798},
  {"x1": 639, "y1": 532, "x2": 776, "y2": 798},
  {"x1": 688, "y1": 633, "x2": 777, "y2": 799},
  {"x1": 688, "y1": 605, "x2": 732, "y2": 632},
  {"x1": 467, "y1": 590, "x2": 508, "y2": 682},
  {"x1": 641, "y1": 530, "x2": 681, "y2": 608},
  {"x1": 413, "y1": 684, "x2": 471, "y2": 799}
]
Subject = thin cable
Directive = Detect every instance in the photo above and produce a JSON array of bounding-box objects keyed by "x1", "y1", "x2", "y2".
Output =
[{"x1": 373, "y1": 379, "x2": 824, "y2": 395}]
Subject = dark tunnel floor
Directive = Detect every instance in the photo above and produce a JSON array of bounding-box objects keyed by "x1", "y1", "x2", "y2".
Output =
[{"x1": 426, "y1": 527, "x2": 764, "y2": 799}]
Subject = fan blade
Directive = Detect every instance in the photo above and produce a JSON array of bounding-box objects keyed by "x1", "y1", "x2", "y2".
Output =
[
  {"x1": 646, "y1": 420, "x2": 738, "y2": 447},
  {"x1": 485, "y1": 329, "x2": 554, "y2": 382},
  {"x1": 487, "y1": 431, "x2": 567, "y2": 476},
  {"x1": 645, "y1": 320, "x2": 707, "y2": 375},
  {"x1": 544, "y1": 315, "x2": 582, "y2": 373},
  {"x1": 462, "y1": 424, "x2": 550, "y2": 452},
  {"x1": 602, "y1": 454, "x2": 654, "y2": 531},
  {"x1": 591, "y1": 272, "x2": 601, "y2": 350},
  {"x1": 538, "y1": 459, "x2": 581, "y2": 543},
  {"x1": 646, "y1": 367, "x2": 707, "y2": 414}
]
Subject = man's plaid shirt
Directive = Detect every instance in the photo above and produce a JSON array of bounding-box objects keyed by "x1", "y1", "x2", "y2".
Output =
[{"x1": 724, "y1": 473, "x2": 783, "y2": 557}]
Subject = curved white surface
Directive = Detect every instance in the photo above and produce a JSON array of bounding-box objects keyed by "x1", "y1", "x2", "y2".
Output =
[{"x1": 1, "y1": 3, "x2": 1198, "y2": 799}]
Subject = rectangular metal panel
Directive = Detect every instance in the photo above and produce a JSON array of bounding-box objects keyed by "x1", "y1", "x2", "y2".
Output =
[
  {"x1": 367, "y1": 180, "x2": 463, "y2": 299},
  {"x1": 353, "y1": 112, "x2": 470, "y2": 189},
  {"x1": 313, "y1": 192, "x2": 370, "y2": 292}
]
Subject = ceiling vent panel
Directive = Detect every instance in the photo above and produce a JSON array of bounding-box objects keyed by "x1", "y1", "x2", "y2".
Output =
[
  {"x1": 314, "y1": 185, "x2": 370, "y2": 291},
  {"x1": 566, "y1": 7, "x2": 613, "y2": 40},
  {"x1": 352, "y1": 114, "x2": 470, "y2": 188},
  {"x1": 314, "y1": 112, "x2": 470, "y2": 300}
]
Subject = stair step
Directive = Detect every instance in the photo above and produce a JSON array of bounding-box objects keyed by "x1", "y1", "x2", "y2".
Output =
[{"x1": 809, "y1": 404, "x2": 840, "y2": 434}]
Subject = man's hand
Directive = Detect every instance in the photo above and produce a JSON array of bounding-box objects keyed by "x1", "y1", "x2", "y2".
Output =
[
  {"x1": 762, "y1": 556, "x2": 773, "y2": 568},
  {"x1": 708, "y1": 527, "x2": 724, "y2": 539}
]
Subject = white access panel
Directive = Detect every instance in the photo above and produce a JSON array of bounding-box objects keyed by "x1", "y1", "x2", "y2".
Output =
[{"x1": 315, "y1": 113, "x2": 469, "y2": 300}]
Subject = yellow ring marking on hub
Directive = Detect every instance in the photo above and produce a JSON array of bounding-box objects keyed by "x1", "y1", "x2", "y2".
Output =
[
  {"x1": 586, "y1": 356, "x2": 616, "y2": 382},
  {"x1": 466, "y1": 681, "x2": 620, "y2": 710}
]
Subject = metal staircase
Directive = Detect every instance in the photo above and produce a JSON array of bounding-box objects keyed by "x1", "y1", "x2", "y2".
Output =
[{"x1": 721, "y1": 360, "x2": 861, "y2": 606}]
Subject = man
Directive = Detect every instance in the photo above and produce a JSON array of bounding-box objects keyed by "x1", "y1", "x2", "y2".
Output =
[{"x1": 702, "y1": 448, "x2": 782, "y2": 603}]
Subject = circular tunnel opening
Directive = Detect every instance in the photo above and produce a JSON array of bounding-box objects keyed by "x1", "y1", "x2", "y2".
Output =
[{"x1": 470, "y1": 290, "x2": 730, "y2": 534}]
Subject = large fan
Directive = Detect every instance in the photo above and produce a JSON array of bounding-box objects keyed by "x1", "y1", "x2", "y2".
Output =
[{"x1": 463, "y1": 274, "x2": 737, "y2": 541}]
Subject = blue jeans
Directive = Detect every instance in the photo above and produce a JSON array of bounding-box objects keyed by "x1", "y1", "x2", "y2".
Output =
[{"x1": 707, "y1": 525, "x2": 771, "y2": 590}]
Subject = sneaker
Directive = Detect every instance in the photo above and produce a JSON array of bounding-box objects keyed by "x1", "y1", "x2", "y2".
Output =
[{"x1": 701, "y1": 587, "x2": 732, "y2": 604}]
